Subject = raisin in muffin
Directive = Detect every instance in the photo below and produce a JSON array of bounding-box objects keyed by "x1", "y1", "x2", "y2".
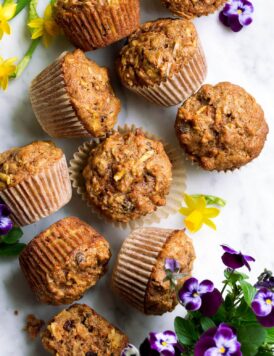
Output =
[
  {"x1": 112, "y1": 228, "x2": 195, "y2": 315},
  {"x1": 54, "y1": 0, "x2": 140, "y2": 51},
  {"x1": 20, "y1": 217, "x2": 111, "y2": 305},
  {"x1": 117, "y1": 18, "x2": 207, "y2": 106},
  {"x1": 41, "y1": 304, "x2": 128, "y2": 356},
  {"x1": 0, "y1": 141, "x2": 71, "y2": 226},
  {"x1": 161, "y1": 0, "x2": 226, "y2": 19},
  {"x1": 175, "y1": 82, "x2": 269, "y2": 171},
  {"x1": 30, "y1": 50, "x2": 121, "y2": 138},
  {"x1": 82, "y1": 129, "x2": 172, "y2": 223}
]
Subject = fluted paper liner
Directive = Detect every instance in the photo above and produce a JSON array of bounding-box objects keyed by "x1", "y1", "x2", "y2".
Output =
[
  {"x1": 0, "y1": 155, "x2": 72, "y2": 226},
  {"x1": 111, "y1": 227, "x2": 174, "y2": 312},
  {"x1": 30, "y1": 52, "x2": 92, "y2": 139},
  {"x1": 56, "y1": 0, "x2": 140, "y2": 51},
  {"x1": 69, "y1": 124, "x2": 186, "y2": 230},
  {"x1": 128, "y1": 41, "x2": 207, "y2": 107}
]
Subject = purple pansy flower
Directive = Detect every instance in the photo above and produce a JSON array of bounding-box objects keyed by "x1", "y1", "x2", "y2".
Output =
[
  {"x1": 179, "y1": 278, "x2": 223, "y2": 317},
  {"x1": 121, "y1": 344, "x2": 140, "y2": 356},
  {"x1": 0, "y1": 203, "x2": 13, "y2": 235},
  {"x1": 255, "y1": 270, "x2": 274, "y2": 290},
  {"x1": 219, "y1": 0, "x2": 254, "y2": 32},
  {"x1": 149, "y1": 331, "x2": 179, "y2": 356},
  {"x1": 221, "y1": 245, "x2": 255, "y2": 271},
  {"x1": 251, "y1": 288, "x2": 274, "y2": 327},
  {"x1": 165, "y1": 258, "x2": 180, "y2": 273},
  {"x1": 195, "y1": 324, "x2": 242, "y2": 356}
]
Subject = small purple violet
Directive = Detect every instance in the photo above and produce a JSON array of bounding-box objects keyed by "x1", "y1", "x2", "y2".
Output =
[
  {"x1": 219, "y1": 0, "x2": 254, "y2": 32},
  {"x1": 194, "y1": 323, "x2": 242, "y2": 356},
  {"x1": 149, "y1": 331, "x2": 178, "y2": 356},
  {"x1": 221, "y1": 245, "x2": 255, "y2": 271},
  {"x1": 251, "y1": 288, "x2": 274, "y2": 327},
  {"x1": 178, "y1": 278, "x2": 223, "y2": 317},
  {"x1": 165, "y1": 258, "x2": 180, "y2": 273},
  {"x1": 0, "y1": 203, "x2": 13, "y2": 235},
  {"x1": 121, "y1": 344, "x2": 140, "y2": 356}
]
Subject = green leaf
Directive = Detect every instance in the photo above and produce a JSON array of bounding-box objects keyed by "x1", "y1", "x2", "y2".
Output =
[
  {"x1": 0, "y1": 243, "x2": 26, "y2": 256},
  {"x1": 200, "y1": 317, "x2": 216, "y2": 332},
  {"x1": 191, "y1": 194, "x2": 226, "y2": 207},
  {"x1": 2, "y1": 227, "x2": 23, "y2": 244},
  {"x1": 239, "y1": 280, "x2": 257, "y2": 306},
  {"x1": 224, "y1": 269, "x2": 249, "y2": 282},
  {"x1": 174, "y1": 317, "x2": 199, "y2": 346},
  {"x1": 15, "y1": 39, "x2": 40, "y2": 78},
  {"x1": 14, "y1": 0, "x2": 30, "y2": 16},
  {"x1": 237, "y1": 324, "x2": 267, "y2": 356},
  {"x1": 265, "y1": 327, "x2": 274, "y2": 343}
]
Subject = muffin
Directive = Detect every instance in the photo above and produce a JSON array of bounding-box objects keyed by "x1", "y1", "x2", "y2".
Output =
[
  {"x1": 30, "y1": 50, "x2": 121, "y2": 139},
  {"x1": 54, "y1": 0, "x2": 140, "y2": 51},
  {"x1": 161, "y1": 0, "x2": 226, "y2": 19},
  {"x1": 41, "y1": 304, "x2": 128, "y2": 356},
  {"x1": 81, "y1": 129, "x2": 172, "y2": 223},
  {"x1": 112, "y1": 228, "x2": 195, "y2": 315},
  {"x1": 19, "y1": 217, "x2": 111, "y2": 305},
  {"x1": 117, "y1": 18, "x2": 207, "y2": 107},
  {"x1": 175, "y1": 82, "x2": 269, "y2": 171},
  {"x1": 0, "y1": 141, "x2": 71, "y2": 226}
]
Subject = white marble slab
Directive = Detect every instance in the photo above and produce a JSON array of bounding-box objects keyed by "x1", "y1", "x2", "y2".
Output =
[{"x1": 0, "y1": 0, "x2": 274, "y2": 354}]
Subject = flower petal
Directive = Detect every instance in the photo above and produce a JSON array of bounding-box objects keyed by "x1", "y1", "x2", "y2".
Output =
[
  {"x1": 0, "y1": 216, "x2": 13, "y2": 235},
  {"x1": 200, "y1": 289, "x2": 223, "y2": 317},
  {"x1": 221, "y1": 252, "x2": 245, "y2": 269},
  {"x1": 221, "y1": 245, "x2": 237, "y2": 254},
  {"x1": 194, "y1": 336, "x2": 216, "y2": 356},
  {"x1": 183, "y1": 193, "x2": 197, "y2": 210},
  {"x1": 228, "y1": 14, "x2": 243, "y2": 32},
  {"x1": 199, "y1": 280, "x2": 215, "y2": 294},
  {"x1": 256, "y1": 308, "x2": 274, "y2": 328},
  {"x1": 0, "y1": 203, "x2": 11, "y2": 217},
  {"x1": 251, "y1": 300, "x2": 272, "y2": 317},
  {"x1": 180, "y1": 277, "x2": 199, "y2": 293},
  {"x1": 185, "y1": 210, "x2": 204, "y2": 233},
  {"x1": 204, "y1": 347, "x2": 220, "y2": 356},
  {"x1": 204, "y1": 218, "x2": 217, "y2": 231},
  {"x1": 179, "y1": 207, "x2": 192, "y2": 216},
  {"x1": 2, "y1": 3, "x2": 16, "y2": 20},
  {"x1": 203, "y1": 207, "x2": 220, "y2": 218},
  {"x1": 163, "y1": 330, "x2": 177, "y2": 345}
]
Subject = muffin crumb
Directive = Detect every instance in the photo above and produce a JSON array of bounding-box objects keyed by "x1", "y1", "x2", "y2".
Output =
[{"x1": 25, "y1": 314, "x2": 45, "y2": 340}]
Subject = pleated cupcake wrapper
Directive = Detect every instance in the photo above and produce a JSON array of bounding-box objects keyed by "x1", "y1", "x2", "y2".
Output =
[
  {"x1": 0, "y1": 155, "x2": 72, "y2": 227},
  {"x1": 128, "y1": 40, "x2": 207, "y2": 107},
  {"x1": 112, "y1": 227, "x2": 174, "y2": 312},
  {"x1": 69, "y1": 124, "x2": 187, "y2": 230},
  {"x1": 30, "y1": 52, "x2": 92, "y2": 139},
  {"x1": 19, "y1": 218, "x2": 94, "y2": 303},
  {"x1": 58, "y1": 0, "x2": 140, "y2": 51}
]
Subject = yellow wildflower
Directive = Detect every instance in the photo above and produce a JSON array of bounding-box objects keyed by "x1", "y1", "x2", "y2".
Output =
[
  {"x1": 0, "y1": 56, "x2": 17, "y2": 90},
  {"x1": 0, "y1": 2, "x2": 16, "y2": 40},
  {"x1": 28, "y1": 4, "x2": 60, "y2": 47},
  {"x1": 179, "y1": 194, "x2": 220, "y2": 233}
]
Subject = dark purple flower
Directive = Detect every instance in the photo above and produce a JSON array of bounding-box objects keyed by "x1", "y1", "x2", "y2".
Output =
[
  {"x1": 121, "y1": 344, "x2": 140, "y2": 356},
  {"x1": 219, "y1": 0, "x2": 254, "y2": 32},
  {"x1": 255, "y1": 270, "x2": 274, "y2": 290},
  {"x1": 0, "y1": 203, "x2": 13, "y2": 235},
  {"x1": 251, "y1": 288, "x2": 274, "y2": 327},
  {"x1": 179, "y1": 278, "x2": 223, "y2": 317},
  {"x1": 165, "y1": 258, "x2": 180, "y2": 273},
  {"x1": 194, "y1": 323, "x2": 242, "y2": 356},
  {"x1": 221, "y1": 245, "x2": 255, "y2": 271},
  {"x1": 148, "y1": 331, "x2": 182, "y2": 356}
]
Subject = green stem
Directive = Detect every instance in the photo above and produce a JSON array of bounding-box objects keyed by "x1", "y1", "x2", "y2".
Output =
[
  {"x1": 221, "y1": 269, "x2": 235, "y2": 295},
  {"x1": 14, "y1": 0, "x2": 31, "y2": 16},
  {"x1": 15, "y1": 39, "x2": 40, "y2": 78}
]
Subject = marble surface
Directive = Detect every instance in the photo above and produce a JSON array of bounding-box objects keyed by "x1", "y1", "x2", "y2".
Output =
[{"x1": 1, "y1": 0, "x2": 274, "y2": 354}]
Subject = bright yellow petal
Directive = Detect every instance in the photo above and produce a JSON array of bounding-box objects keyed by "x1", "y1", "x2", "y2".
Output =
[
  {"x1": 185, "y1": 210, "x2": 204, "y2": 233},
  {"x1": 28, "y1": 18, "x2": 44, "y2": 29},
  {"x1": 2, "y1": 3, "x2": 16, "y2": 20},
  {"x1": 0, "y1": 76, "x2": 9, "y2": 91},
  {"x1": 179, "y1": 207, "x2": 192, "y2": 216},
  {"x1": 0, "y1": 28, "x2": 4, "y2": 40},
  {"x1": 203, "y1": 207, "x2": 220, "y2": 218},
  {"x1": 183, "y1": 193, "x2": 197, "y2": 209},
  {"x1": 196, "y1": 196, "x2": 207, "y2": 210},
  {"x1": 31, "y1": 27, "x2": 44, "y2": 39},
  {"x1": 4, "y1": 57, "x2": 17, "y2": 66},
  {"x1": 44, "y1": 4, "x2": 52, "y2": 20},
  {"x1": 204, "y1": 218, "x2": 217, "y2": 230}
]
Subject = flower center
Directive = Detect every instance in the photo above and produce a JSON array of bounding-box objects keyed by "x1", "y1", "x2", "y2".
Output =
[
  {"x1": 219, "y1": 346, "x2": 226, "y2": 354},
  {"x1": 266, "y1": 298, "x2": 272, "y2": 305},
  {"x1": 237, "y1": 8, "x2": 243, "y2": 14},
  {"x1": 193, "y1": 292, "x2": 200, "y2": 297},
  {"x1": 161, "y1": 341, "x2": 168, "y2": 347}
]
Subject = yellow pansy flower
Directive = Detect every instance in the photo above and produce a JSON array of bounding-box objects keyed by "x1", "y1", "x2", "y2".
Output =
[
  {"x1": 179, "y1": 194, "x2": 220, "y2": 233},
  {"x1": 0, "y1": 2, "x2": 16, "y2": 40},
  {"x1": 28, "y1": 4, "x2": 60, "y2": 47},
  {"x1": 0, "y1": 56, "x2": 17, "y2": 90}
]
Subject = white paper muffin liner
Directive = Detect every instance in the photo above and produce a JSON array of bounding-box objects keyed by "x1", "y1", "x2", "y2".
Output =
[
  {"x1": 30, "y1": 52, "x2": 92, "y2": 139},
  {"x1": 128, "y1": 40, "x2": 207, "y2": 107},
  {"x1": 69, "y1": 124, "x2": 187, "y2": 229},
  {"x1": 0, "y1": 155, "x2": 72, "y2": 226},
  {"x1": 111, "y1": 227, "x2": 174, "y2": 312}
]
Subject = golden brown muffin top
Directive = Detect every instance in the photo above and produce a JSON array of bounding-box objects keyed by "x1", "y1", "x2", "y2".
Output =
[
  {"x1": 117, "y1": 18, "x2": 198, "y2": 87},
  {"x1": 161, "y1": 0, "x2": 226, "y2": 19},
  {"x1": 41, "y1": 304, "x2": 128, "y2": 356},
  {"x1": 0, "y1": 141, "x2": 63, "y2": 190},
  {"x1": 55, "y1": 0, "x2": 124, "y2": 12},
  {"x1": 83, "y1": 129, "x2": 172, "y2": 223},
  {"x1": 175, "y1": 82, "x2": 269, "y2": 171},
  {"x1": 145, "y1": 229, "x2": 195, "y2": 315},
  {"x1": 62, "y1": 50, "x2": 120, "y2": 137}
]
